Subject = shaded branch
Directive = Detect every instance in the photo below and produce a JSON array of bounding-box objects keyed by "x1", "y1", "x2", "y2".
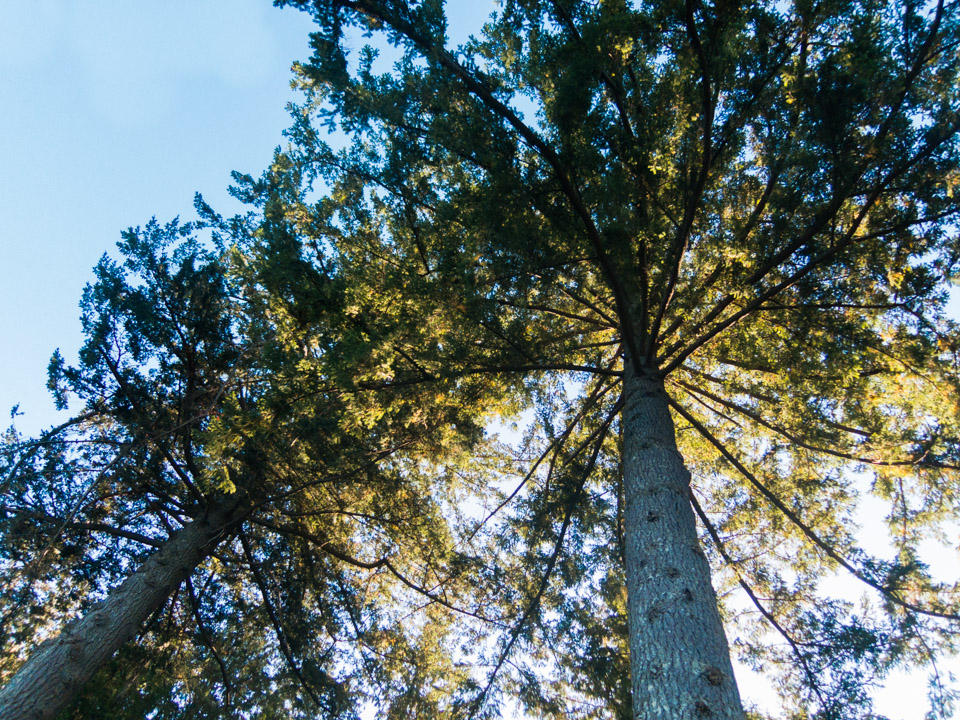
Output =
[
  {"x1": 249, "y1": 517, "x2": 503, "y2": 627},
  {"x1": 646, "y1": 0, "x2": 715, "y2": 363},
  {"x1": 689, "y1": 491, "x2": 826, "y2": 705},
  {"x1": 669, "y1": 397, "x2": 960, "y2": 622},
  {"x1": 0, "y1": 505, "x2": 165, "y2": 548},
  {"x1": 338, "y1": 0, "x2": 643, "y2": 366},
  {"x1": 99, "y1": 348, "x2": 205, "y2": 504},
  {"x1": 471, "y1": 402, "x2": 614, "y2": 715},
  {"x1": 1, "y1": 411, "x2": 100, "y2": 494},
  {"x1": 465, "y1": 378, "x2": 620, "y2": 544},
  {"x1": 662, "y1": 102, "x2": 960, "y2": 373},
  {"x1": 239, "y1": 530, "x2": 327, "y2": 711},
  {"x1": 185, "y1": 576, "x2": 233, "y2": 711}
]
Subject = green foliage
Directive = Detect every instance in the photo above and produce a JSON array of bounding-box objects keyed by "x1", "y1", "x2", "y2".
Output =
[
  {"x1": 2, "y1": 212, "x2": 503, "y2": 718},
  {"x1": 263, "y1": 0, "x2": 960, "y2": 716},
  {"x1": 7, "y1": 0, "x2": 960, "y2": 716}
]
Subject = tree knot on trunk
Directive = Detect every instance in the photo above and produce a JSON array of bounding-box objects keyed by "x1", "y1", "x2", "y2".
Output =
[
  {"x1": 635, "y1": 440, "x2": 681, "y2": 455},
  {"x1": 65, "y1": 634, "x2": 84, "y2": 661},
  {"x1": 695, "y1": 699, "x2": 713, "y2": 717},
  {"x1": 703, "y1": 665, "x2": 725, "y2": 686}
]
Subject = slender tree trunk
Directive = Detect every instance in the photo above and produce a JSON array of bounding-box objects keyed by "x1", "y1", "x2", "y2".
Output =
[
  {"x1": 0, "y1": 503, "x2": 242, "y2": 720},
  {"x1": 622, "y1": 365, "x2": 745, "y2": 720}
]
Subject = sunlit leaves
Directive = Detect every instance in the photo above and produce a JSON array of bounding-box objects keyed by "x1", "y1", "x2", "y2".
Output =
[{"x1": 268, "y1": 0, "x2": 960, "y2": 716}]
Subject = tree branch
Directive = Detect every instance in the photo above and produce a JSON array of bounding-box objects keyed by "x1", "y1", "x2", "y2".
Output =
[
  {"x1": 674, "y1": 378, "x2": 959, "y2": 471},
  {"x1": 337, "y1": 0, "x2": 643, "y2": 366},
  {"x1": 471, "y1": 402, "x2": 614, "y2": 715},
  {"x1": 239, "y1": 530, "x2": 327, "y2": 711},
  {"x1": 669, "y1": 397, "x2": 960, "y2": 622},
  {"x1": 689, "y1": 491, "x2": 826, "y2": 705},
  {"x1": 185, "y1": 576, "x2": 233, "y2": 711},
  {"x1": 249, "y1": 517, "x2": 503, "y2": 627},
  {"x1": 464, "y1": 376, "x2": 620, "y2": 544},
  {"x1": 1, "y1": 505, "x2": 165, "y2": 548},
  {"x1": 98, "y1": 348, "x2": 205, "y2": 504}
]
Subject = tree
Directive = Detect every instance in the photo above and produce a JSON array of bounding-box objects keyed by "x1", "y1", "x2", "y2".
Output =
[
  {"x1": 0, "y1": 210, "x2": 502, "y2": 719},
  {"x1": 263, "y1": 0, "x2": 960, "y2": 717}
]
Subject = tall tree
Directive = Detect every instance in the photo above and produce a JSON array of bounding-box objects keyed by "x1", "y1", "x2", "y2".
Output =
[
  {"x1": 0, "y1": 210, "x2": 503, "y2": 719},
  {"x1": 266, "y1": 0, "x2": 960, "y2": 717}
]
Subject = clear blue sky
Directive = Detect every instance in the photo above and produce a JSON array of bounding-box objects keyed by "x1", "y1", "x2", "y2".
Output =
[{"x1": 0, "y1": 2, "x2": 953, "y2": 717}]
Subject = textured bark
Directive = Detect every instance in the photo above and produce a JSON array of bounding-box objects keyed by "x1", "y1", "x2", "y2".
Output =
[
  {"x1": 622, "y1": 367, "x2": 745, "y2": 720},
  {"x1": 0, "y1": 503, "x2": 242, "y2": 720}
]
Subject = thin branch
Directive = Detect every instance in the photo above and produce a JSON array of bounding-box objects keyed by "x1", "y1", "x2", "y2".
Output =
[
  {"x1": 471, "y1": 403, "x2": 614, "y2": 716},
  {"x1": 249, "y1": 517, "x2": 503, "y2": 627},
  {"x1": 496, "y1": 298, "x2": 616, "y2": 329},
  {"x1": 546, "y1": 0, "x2": 682, "y2": 234},
  {"x1": 185, "y1": 576, "x2": 233, "y2": 711},
  {"x1": 646, "y1": 0, "x2": 715, "y2": 362},
  {"x1": 660, "y1": 112, "x2": 960, "y2": 375},
  {"x1": 656, "y1": 259, "x2": 727, "y2": 348},
  {"x1": 348, "y1": 362, "x2": 622, "y2": 394},
  {"x1": 547, "y1": 0, "x2": 635, "y2": 140},
  {"x1": 239, "y1": 530, "x2": 327, "y2": 711},
  {"x1": 1, "y1": 411, "x2": 100, "y2": 493},
  {"x1": 548, "y1": 273, "x2": 619, "y2": 327},
  {"x1": 1, "y1": 506, "x2": 165, "y2": 548},
  {"x1": 674, "y1": 377, "x2": 959, "y2": 470},
  {"x1": 669, "y1": 397, "x2": 960, "y2": 622},
  {"x1": 465, "y1": 378, "x2": 620, "y2": 544},
  {"x1": 98, "y1": 348, "x2": 205, "y2": 503},
  {"x1": 339, "y1": 0, "x2": 643, "y2": 366},
  {"x1": 681, "y1": 386, "x2": 744, "y2": 430},
  {"x1": 662, "y1": 98, "x2": 960, "y2": 373},
  {"x1": 689, "y1": 492, "x2": 826, "y2": 705}
]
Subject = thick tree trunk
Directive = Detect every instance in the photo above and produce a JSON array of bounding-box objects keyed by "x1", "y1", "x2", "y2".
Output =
[
  {"x1": 0, "y1": 503, "x2": 241, "y2": 720},
  {"x1": 622, "y1": 366, "x2": 745, "y2": 720}
]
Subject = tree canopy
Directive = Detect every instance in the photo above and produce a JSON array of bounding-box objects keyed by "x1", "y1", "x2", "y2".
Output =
[
  {"x1": 260, "y1": 0, "x2": 960, "y2": 716},
  {"x1": 3, "y1": 0, "x2": 960, "y2": 718},
  {"x1": 0, "y1": 212, "x2": 507, "y2": 719}
]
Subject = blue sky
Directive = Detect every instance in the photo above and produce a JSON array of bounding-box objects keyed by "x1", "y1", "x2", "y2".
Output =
[
  {"x1": 0, "y1": 2, "x2": 954, "y2": 717},
  {"x1": 0, "y1": 1, "x2": 316, "y2": 435}
]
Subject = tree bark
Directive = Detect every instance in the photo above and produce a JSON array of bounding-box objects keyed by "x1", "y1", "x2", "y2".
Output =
[
  {"x1": 622, "y1": 366, "x2": 745, "y2": 720},
  {"x1": 0, "y1": 502, "x2": 242, "y2": 720}
]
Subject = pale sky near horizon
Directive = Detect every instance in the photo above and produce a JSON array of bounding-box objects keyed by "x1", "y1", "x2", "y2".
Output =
[{"x1": 0, "y1": 2, "x2": 955, "y2": 718}]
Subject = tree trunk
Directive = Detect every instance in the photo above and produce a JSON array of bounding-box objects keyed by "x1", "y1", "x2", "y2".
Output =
[
  {"x1": 622, "y1": 366, "x2": 745, "y2": 720},
  {"x1": 0, "y1": 503, "x2": 241, "y2": 720}
]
